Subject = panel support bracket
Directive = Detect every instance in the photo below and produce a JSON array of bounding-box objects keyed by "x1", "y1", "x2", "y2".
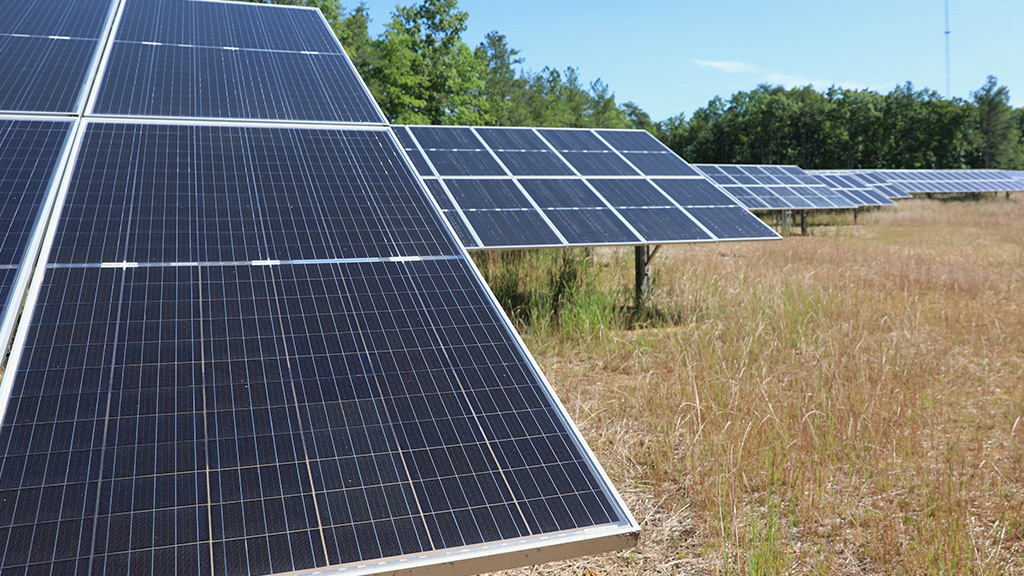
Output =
[{"x1": 634, "y1": 244, "x2": 660, "y2": 312}]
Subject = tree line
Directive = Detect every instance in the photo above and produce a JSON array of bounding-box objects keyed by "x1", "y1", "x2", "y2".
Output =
[{"x1": 244, "y1": 0, "x2": 1024, "y2": 170}]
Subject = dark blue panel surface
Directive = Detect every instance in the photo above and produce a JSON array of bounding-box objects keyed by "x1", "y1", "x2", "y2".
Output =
[
  {"x1": 0, "y1": 36, "x2": 98, "y2": 113},
  {"x1": 444, "y1": 180, "x2": 531, "y2": 210},
  {"x1": 53, "y1": 124, "x2": 458, "y2": 264},
  {"x1": 423, "y1": 151, "x2": 505, "y2": 177},
  {"x1": 536, "y1": 129, "x2": 609, "y2": 151},
  {"x1": 0, "y1": 0, "x2": 112, "y2": 38},
  {"x1": 0, "y1": 120, "x2": 72, "y2": 265},
  {"x1": 422, "y1": 182, "x2": 478, "y2": 249},
  {"x1": 495, "y1": 151, "x2": 574, "y2": 176},
  {"x1": 560, "y1": 152, "x2": 638, "y2": 176},
  {"x1": 687, "y1": 207, "x2": 774, "y2": 239},
  {"x1": 463, "y1": 211, "x2": 561, "y2": 247},
  {"x1": 407, "y1": 127, "x2": 480, "y2": 150},
  {"x1": 544, "y1": 210, "x2": 639, "y2": 245},
  {"x1": 586, "y1": 179, "x2": 671, "y2": 207},
  {"x1": 594, "y1": 130, "x2": 667, "y2": 152},
  {"x1": 94, "y1": 43, "x2": 383, "y2": 123},
  {"x1": 115, "y1": 0, "x2": 341, "y2": 53},
  {"x1": 475, "y1": 128, "x2": 549, "y2": 151},
  {"x1": 0, "y1": 260, "x2": 624, "y2": 572},
  {"x1": 653, "y1": 179, "x2": 735, "y2": 206},
  {"x1": 519, "y1": 180, "x2": 605, "y2": 209},
  {"x1": 616, "y1": 208, "x2": 710, "y2": 242},
  {"x1": 619, "y1": 153, "x2": 698, "y2": 176}
]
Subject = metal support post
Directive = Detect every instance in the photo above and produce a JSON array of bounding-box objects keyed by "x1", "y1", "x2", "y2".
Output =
[
  {"x1": 634, "y1": 245, "x2": 660, "y2": 313},
  {"x1": 781, "y1": 210, "x2": 792, "y2": 236},
  {"x1": 800, "y1": 210, "x2": 807, "y2": 236},
  {"x1": 853, "y1": 207, "x2": 858, "y2": 225}
]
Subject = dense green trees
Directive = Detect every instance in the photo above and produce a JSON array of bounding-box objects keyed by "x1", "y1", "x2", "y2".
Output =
[
  {"x1": 662, "y1": 79, "x2": 1023, "y2": 170},
  {"x1": 243, "y1": 0, "x2": 1023, "y2": 169}
]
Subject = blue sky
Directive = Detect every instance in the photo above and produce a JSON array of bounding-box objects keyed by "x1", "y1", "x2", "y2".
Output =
[{"x1": 359, "y1": 0, "x2": 1024, "y2": 122}]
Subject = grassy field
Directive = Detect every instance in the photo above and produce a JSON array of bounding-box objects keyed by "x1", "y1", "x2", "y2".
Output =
[{"x1": 483, "y1": 197, "x2": 1024, "y2": 575}]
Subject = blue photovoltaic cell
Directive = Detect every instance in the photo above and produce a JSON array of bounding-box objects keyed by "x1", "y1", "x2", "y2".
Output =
[
  {"x1": 94, "y1": 43, "x2": 384, "y2": 123},
  {"x1": 444, "y1": 180, "x2": 531, "y2": 210},
  {"x1": 616, "y1": 208, "x2": 710, "y2": 242},
  {"x1": 594, "y1": 130, "x2": 666, "y2": 153},
  {"x1": 620, "y1": 153, "x2": 698, "y2": 177},
  {"x1": 475, "y1": 128, "x2": 549, "y2": 151},
  {"x1": 407, "y1": 127, "x2": 480, "y2": 150},
  {"x1": 115, "y1": 0, "x2": 342, "y2": 53},
  {"x1": 0, "y1": 120, "x2": 73, "y2": 314},
  {"x1": 494, "y1": 151, "x2": 575, "y2": 176},
  {"x1": 559, "y1": 152, "x2": 638, "y2": 176},
  {"x1": 52, "y1": 124, "x2": 458, "y2": 264},
  {"x1": 687, "y1": 207, "x2": 774, "y2": 239},
  {"x1": 0, "y1": 259, "x2": 626, "y2": 573},
  {"x1": 543, "y1": 210, "x2": 639, "y2": 245},
  {"x1": 586, "y1": 179, "x2": 672, "y2": 207},
  {"x1": 0, "y1": 36, "x2": 99, "y2": 113},
  {"x1": 462, "y1": 211, "x2": 561, "y2": 247},
  {"x1": 519, "y1": 180, "x2": 606, "y2": 209},
  {"x1": 653, "y1": 179, "x2": 736, "y2": 206},
  {"x1": 392, "y1": 127, "x2": 434, "y2": 176},
  {"x1": 0, "y1": 0, "x2": 112, "y2": 38},
  {"x1": 536, "y1": 129, "x2": 609, "y2": 151},
  {"x1": 422, "y1": 151, "x2": 506, "y2": 177},
  {"x1": 0, "y1": 120, "x2": 72, "y2": 265},
  {"x1": 422, "y1": 180, "x2": 477, "y2": 249}
]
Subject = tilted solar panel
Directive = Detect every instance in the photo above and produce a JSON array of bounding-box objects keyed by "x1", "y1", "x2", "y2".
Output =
[
  {"x1": 0, "y1": 119, "x2": 75, "y2": 356},
  {"x1": 693, "y1": 164, "x2": 859, "y2": 211},
  {"x1": 91, "y1": 0, "x2": 384, "y2": 123},
  {"x1": 399, "y1": 125, "x2": 779, "y2": 249},
  {"x1": 1, "y1": 0, "x2": 641, "y2": 573}
]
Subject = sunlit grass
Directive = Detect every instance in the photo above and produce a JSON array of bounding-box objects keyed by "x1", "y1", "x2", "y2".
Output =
[{"x1": 489, "y1": 196, "x2": 1024, "y2": 575}]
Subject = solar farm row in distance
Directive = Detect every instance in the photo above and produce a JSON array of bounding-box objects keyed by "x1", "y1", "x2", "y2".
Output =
[
  {"x1": 0, "y1": 0, "x2": 639, "y2": 575},
  {"x1": 395, "y1": 125, "x2": 779, "y2": 249},
  {"x1": 804, "y1": 171, "x2": 896, "y2": 207},
  {"x1": 856, "y1": 169, "x2": 1024, "y2": 194},
  {"x1": 693, "y1": 164, "x2": 863, "y2": 210}
]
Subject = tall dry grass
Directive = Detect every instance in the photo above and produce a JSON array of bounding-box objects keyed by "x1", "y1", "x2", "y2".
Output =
[{"x1": 491, "y1": 197, "x2": 1024, "y2": 575}]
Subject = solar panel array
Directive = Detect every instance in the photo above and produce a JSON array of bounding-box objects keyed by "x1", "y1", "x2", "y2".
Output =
[
  {"x1": 0, "y1": 0, "x2": 114, "y2": 114},
  {"x1": 396, "y1": 125, "x2": 779, "y2": 249},
  {"x1": 693, "y1": 164, "x2": 858, "y2": 211},
  {"x1": 804, "y1": 171, "x2": 895, "y2": 207},
  {"x1": 856, "y1": 169, "x2": 1024, "y2": 194},
  {"x1": 0, "y1": 1, "x2": 638, "y2": 575}
]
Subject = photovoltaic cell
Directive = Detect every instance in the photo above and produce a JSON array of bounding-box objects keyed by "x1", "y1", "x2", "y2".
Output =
[
  {"x1": 616, "y1": 209, "x2": 710, "y2": 242},
  {"x1": 0, "y1": 36, "x2": 100, "y2": 113},
  {"x1": 653, "y1": 179, "x2": 736, "y2": 207},
  {"x1": 0, "y1": 0, "x2": 113, "y2": 38},
  {"x1": 542, "y1": 210, "x2": 640, "y2": 245},
  {"x1": 444, "y1": 180, "x2": 531, "y2": 210},
  {"x1": 52, "y1": 124, "x2": 459, "y2": 264},
  {"x1": 115, "y1": 0, "x2": 342, "y2": 53},
  {"x1": 93, "y1": 44, "x2": 383, "y2": 123},
  {"x1": 518, "y1": 180, "x2": 606, "y2": 209},
  {"x1": 462, "y1": 210, "x2": 562, "y2": 248},
  {"x1": 421, "y1": 180, "x2": 477, "y2": 249},
  {"x1": 0, "y1": 119, "x2": 73, "y2": 315}
]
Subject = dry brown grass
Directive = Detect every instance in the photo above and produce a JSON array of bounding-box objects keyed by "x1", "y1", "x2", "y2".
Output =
[{"x1": 490, "y1": 197, "x2": 1024, "y2": 576}]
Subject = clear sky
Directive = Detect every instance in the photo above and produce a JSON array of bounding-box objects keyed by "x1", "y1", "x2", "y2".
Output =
[{"x1": 358, "y1": 0, "x2": 1024, "y2": 122}]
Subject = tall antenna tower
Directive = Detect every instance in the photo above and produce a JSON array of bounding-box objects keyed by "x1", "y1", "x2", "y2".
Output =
[{"x1": 945, "y1": 0, "x2": 951, "y2": 98}]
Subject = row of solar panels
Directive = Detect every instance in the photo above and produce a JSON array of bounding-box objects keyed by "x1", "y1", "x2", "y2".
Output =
[
  {"x1": 840, "y1": 169, "x2": 1024, "y2": 195},
  {"x1": 0, "y1": 1, "x2": 642, "y2": 575}
]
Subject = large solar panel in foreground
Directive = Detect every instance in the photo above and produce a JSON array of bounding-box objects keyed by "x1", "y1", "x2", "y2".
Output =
[
  {"x1": 0, "y1": 0, "x2": 638, "y2": 574},
  {"x1": 397, "y1": 125, "x2": 779, "y2": 249}
]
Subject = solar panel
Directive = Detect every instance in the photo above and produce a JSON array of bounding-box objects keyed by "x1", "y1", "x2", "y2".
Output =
[
  {"x1": 91, "y1": 0, "x2": 383, "y2": 123},
  {"x1": 805, "y1": 172, "x2": 895, "y2": 207},
  {"x1": 857, "y1": 169, "x2": 1024, "y2": 195},
  {"x1": 402, "y1": 126, "x2": 780, "y2": 248},
  {"x1": 693, "y1": 164, "x2": 858, "y2": 211},
  {"x1": 0, "y1": 118, "x2": 74, "y2": 356},
  {"x1": 0, "y1": 0, "x2": 640, "y2": 573}
]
